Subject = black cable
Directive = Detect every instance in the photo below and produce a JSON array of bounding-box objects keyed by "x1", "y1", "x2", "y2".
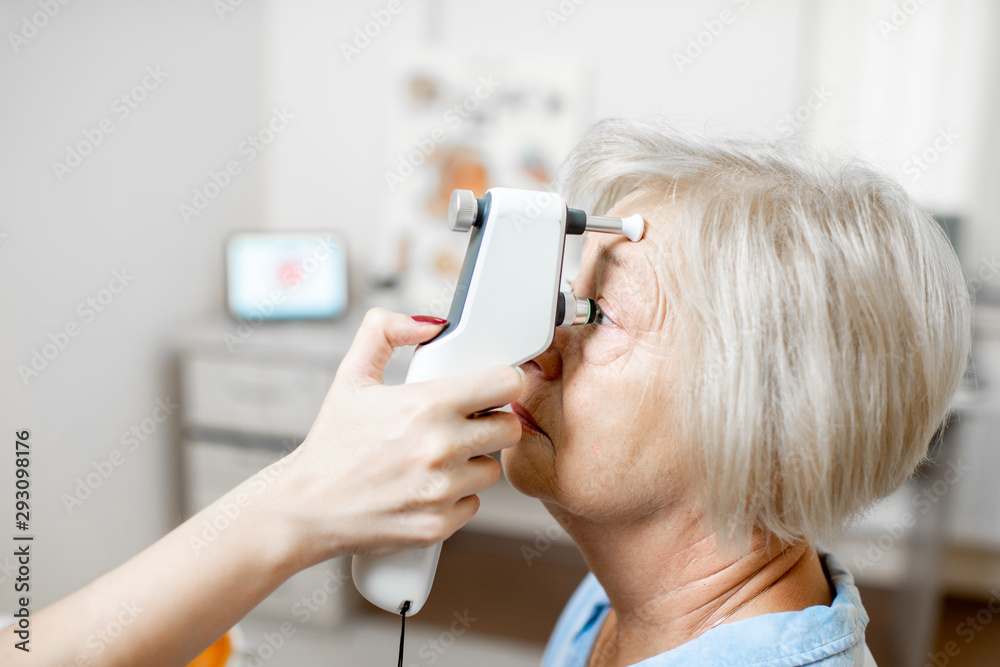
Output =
[{"x1": 397, "y1": 601, "x2": 411, "y2": 667}]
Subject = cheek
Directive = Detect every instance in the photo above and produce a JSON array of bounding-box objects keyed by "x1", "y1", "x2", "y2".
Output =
[
  {"x1": 562, "y1": 347, "x2": 676, "y2": 460},
  {"x1": 558, "y1": 329, "x2": 645, "y2": 456},
  {"x1": 562, "y1": 369, "x2": 688, "y2": 515},
  {"x1": 558, "y1": 375, "x2": 604, "y2": 457},
  {"x1": 558, "y1": 347, "x2": 643, "y2": 465},
  {"x1": 579, "y1": 327, "x2": 631, "y2": 366}
]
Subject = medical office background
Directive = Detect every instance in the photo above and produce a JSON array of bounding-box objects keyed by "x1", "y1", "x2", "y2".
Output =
[{"x1": 2, "y1": 1, "x2": 1000, "y2": 666}]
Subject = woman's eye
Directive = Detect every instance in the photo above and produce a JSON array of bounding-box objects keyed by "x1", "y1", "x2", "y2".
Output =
[{"x1": 592, "y1": 308, "x2": 613, "y2": 327}]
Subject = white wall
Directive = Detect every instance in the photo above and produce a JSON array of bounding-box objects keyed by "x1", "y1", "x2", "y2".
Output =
[
  {"x1": 967, "y1": 24, "x2": 1000, "y2": 295},
  {"x1": 264, "y1": 0, "x2": 1000, "y2": 278},
  {"x1": 263, "y1": 0, "x2": 807, "y2": 260},
  {"x1": 0, "y1": 0, "x2": 268, "y2": 606},
  {"x1": 801, "y1": 0, "x2": 1000, "y2": 271}
]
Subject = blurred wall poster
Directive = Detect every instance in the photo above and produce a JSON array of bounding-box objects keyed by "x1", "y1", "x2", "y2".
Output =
[{"x1": 376, "y1": 52, "x2": 589, "y2": 317}]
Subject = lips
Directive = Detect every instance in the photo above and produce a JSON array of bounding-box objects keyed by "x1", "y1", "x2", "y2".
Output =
[{"x1": 511, "y1": 401, "x2": 547, "y2": 437}]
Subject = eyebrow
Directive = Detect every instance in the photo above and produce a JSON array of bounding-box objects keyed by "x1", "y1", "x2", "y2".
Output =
[{"x1": 598, "y1": 244, "x2": 626, "y2": 270}]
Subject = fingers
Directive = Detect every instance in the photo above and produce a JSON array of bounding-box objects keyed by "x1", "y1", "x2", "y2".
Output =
[
  {"x1": 442, "y1": 494, "x2": 481, "y2": 537},
  {"x1": 420, "y1": 365, "x2": 524, "y2": 417},
  {"x1": 338, "y1": 308, "x2": 447, "y2": 386},
  {"x1": 403, "y1": 456, "x2": 500, "y2": 537},
  {"x1": 453, "y1": 411, "x2": 523, "y2": 459},
  {"x1": 447, "y1": 454, "x2": 503, "y2": 499},
  {"x1": 391, "y1": 455, "x2": 496, "y2": 547},
  {"x1": 406, "y1": 495, "x2": 483, "y2": 548}
]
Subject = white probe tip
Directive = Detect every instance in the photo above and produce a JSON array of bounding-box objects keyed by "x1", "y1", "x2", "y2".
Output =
[{"x1": 621, "y1": 214, "x2": 644, "y2": 242}]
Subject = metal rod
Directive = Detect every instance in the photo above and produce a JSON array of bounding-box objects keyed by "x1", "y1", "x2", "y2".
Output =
[{"x1": 583, "y1": 215, "x2": 623, "y2": 234}]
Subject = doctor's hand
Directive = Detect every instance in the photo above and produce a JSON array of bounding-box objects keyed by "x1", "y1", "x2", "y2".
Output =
[
  {"x1": 266, "y1": 308, "x2": 525, "y2": 566},
  {"x1": 0, "y1": 308, "x2": 524, "y2": 667}
]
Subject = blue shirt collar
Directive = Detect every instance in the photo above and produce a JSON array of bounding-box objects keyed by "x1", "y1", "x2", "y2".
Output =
[{"x1": 544, "y1": 551, "x2": 871, "y2": 667}]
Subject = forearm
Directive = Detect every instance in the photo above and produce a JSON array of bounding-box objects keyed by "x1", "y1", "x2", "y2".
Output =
[
  {"x1": 0, "y1": 462, "x2": 302, "y2": 667},
  {"x1": 0, "y1": 311, "x2": 521, "y2": 666}
]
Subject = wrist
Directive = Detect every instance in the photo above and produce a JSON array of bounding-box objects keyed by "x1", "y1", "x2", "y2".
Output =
[
  {"x1": 250, "y1": 447, "x2": 341, "y2": 574},
  {"x1": 224, "y1": 457, "x2": 307, "y2": 581}
]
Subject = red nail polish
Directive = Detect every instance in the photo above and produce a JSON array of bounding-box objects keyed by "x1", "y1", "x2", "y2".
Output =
[{"x1": 411, "y1": 315, "x2": 448, "y2": 325}]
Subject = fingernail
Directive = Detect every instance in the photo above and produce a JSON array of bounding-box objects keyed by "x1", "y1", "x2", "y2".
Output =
[
  {"x1": 514, "y1": 367, "x2": 525, "y2": 381},
  {"x1": 411, "y1": 315, "x2": 448, "y2": 325}
]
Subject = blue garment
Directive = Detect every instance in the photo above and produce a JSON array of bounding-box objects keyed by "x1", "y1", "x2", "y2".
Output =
[{"x1": 542, "y1": 552, "x2": 876, "y2": 666}]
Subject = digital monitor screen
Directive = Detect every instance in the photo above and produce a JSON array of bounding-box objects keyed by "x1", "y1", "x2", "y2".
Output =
[{"x1": 226, "y1": 232, "x2": 348, "y2": 320}]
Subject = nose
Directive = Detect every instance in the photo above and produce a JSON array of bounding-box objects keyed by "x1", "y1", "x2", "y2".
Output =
[{"x1": 524, "y1": 327, "x2": 567, "y2": 381}]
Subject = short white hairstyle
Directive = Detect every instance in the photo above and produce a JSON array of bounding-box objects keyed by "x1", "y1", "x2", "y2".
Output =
[{"x1": 560, "y1": 117, "x2": 972, "y2": 546}]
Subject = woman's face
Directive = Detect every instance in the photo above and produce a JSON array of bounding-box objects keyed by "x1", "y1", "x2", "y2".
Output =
[{"x1": 502, "y1": 190, "x2": 690, "y2": 523}]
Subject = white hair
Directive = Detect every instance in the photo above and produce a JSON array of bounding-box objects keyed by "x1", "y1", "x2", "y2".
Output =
[{"x1": 560, "y1": 117, "x2": 972, "y2": 546}]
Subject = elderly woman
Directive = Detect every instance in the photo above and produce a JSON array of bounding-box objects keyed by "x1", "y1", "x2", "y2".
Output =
[
  {"x1": 2, "y1": 119, "x2": 969, "y2": 667},
  {"x1": 510, "y1": 118, "x2": 972, "y2": 666}
]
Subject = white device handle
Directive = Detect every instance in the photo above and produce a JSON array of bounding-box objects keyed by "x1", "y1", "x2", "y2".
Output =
[
  {"x1": 350, "y1": 358, "x2": 448, "y2": 616},
  {"x1": 351, "y1": 188, "x2": 570, "y2": 615}
]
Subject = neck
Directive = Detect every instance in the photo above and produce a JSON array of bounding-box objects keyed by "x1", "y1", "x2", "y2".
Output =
[{"x1": 547, "y1": 504, "x2": 833, "y2": 667}]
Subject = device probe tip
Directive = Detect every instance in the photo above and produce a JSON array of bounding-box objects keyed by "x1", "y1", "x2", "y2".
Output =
[{"x1": 621, "y1": 214, "x2": 644, "y2": 242}]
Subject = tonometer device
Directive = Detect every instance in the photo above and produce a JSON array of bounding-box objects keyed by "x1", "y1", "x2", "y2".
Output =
[{"x1": 352, "y1": 187, "x2": 644, "y2": 616}]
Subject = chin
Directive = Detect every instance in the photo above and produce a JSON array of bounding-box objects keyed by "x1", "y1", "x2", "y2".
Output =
[{"x1": 501, "y1": 441, "x2": 557, "y2": 501}]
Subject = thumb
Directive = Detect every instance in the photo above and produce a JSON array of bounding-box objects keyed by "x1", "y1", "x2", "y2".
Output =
[{"x1": 337, "y1": 309, "x2": 447, "y2": 386}]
